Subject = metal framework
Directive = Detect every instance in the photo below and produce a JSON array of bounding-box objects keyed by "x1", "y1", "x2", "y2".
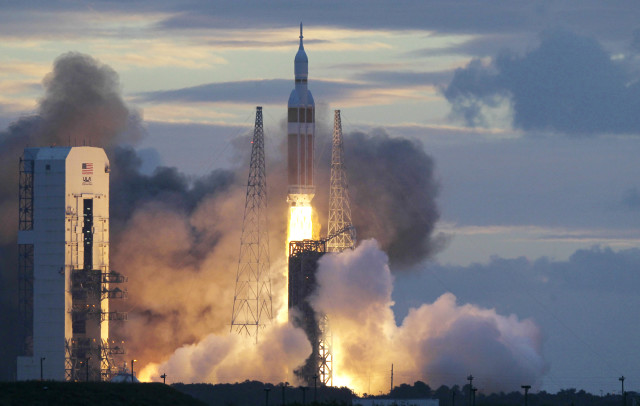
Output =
[
  {"x1": 19, "y1": 156, "x2": 34, "y2": 231},
  {"x1": 327, "y1": 110, "x2": 355, "y2": 252},
  {"x1": 318, "y1": 314, "x2": 332, "y2": 385},
  {"x1": 18, "y1": 156, "x2": 34, "y2": 357},
  {"x1": 62, "y1": 189, "x2": 127, "y2": 381},
  {"x1": 288, "y1": 226, "x2": 353, "y2": 387},
  {"x1": 318, "y1": 110, "x2": 357, "y2": 386},
  {"x1": 231, "y1": 106, "x2": 273, "y2": 341},
  {"x1": 288, "y1": 239, "x2": 326, "y2": 386},
  {"x1": 66, "y1": 268, "x2": 127, "y2": 381}
]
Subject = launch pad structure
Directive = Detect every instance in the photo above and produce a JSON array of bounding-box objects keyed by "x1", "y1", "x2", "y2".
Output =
[
  {"x1": 288, "y1": 108, "x2": 356, "y2": 387},
  {"x1": 288, "y1": 239, "x2": 327, "y2": 385},
  {"x1": 17, "y1": 147, "x2": 126, "y2": 381}
]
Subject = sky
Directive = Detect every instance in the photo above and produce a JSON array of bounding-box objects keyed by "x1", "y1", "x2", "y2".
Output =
[{"x1": 2, "y1": 0, "x2": 640, "y2": 395}]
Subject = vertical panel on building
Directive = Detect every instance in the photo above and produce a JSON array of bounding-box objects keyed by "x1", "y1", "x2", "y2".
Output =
[
  {"x1": 18, "y1": 244, "x2": 34, "y2": 356},
  {"x1": 82, "y1": 199, "x2": 93, "y2": 270}
]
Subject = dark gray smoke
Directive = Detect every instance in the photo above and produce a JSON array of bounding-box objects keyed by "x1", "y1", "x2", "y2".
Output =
[
  {"x1": 39, "y1": 52, "x2": 144, "y2": 147},
  {"x1": 108, "y1": 147, "x2": 241, "y2": 367},
  {"x1": 314, "y1": 128, "x2": 444, "y2": 268},
  {"x1": 0, "y1": 52, "x2": 144, "y2": 380}
]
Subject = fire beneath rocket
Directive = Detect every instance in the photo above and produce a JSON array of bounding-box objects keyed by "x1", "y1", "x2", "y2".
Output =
[{"x1": 287, "y1": 206, "x2": 313, "y2": 243}]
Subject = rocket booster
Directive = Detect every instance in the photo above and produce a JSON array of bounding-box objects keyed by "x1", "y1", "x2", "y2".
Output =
[{"x1": 287, "y1": 23, "x2": 315, "y2": 206}]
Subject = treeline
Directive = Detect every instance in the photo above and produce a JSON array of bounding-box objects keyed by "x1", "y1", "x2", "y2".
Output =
[
  {"x1": 173, "y1": 380, "x2": 638, "y2": 406},
  {"x1": 381, "y1": 382, "x2": 634, "y2": 406},
  {"x1": 173, "y1": 380, "x2": 354, "y2": 406}
]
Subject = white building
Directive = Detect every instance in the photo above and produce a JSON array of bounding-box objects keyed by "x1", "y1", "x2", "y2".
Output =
[{"x1": 17, "y1": 146, "x2": 124, "y2": 381}]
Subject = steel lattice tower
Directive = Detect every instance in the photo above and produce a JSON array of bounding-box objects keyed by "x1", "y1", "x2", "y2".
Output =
[
  {"x1": 231, "y1": 106, "x2": 273, "y2": 341},
  {"x1": 315, "y1": 110, "x2": 356, "y2": 387},
  {"x1": 327, "y1": 110, "x2": 355, "y2": 252}
]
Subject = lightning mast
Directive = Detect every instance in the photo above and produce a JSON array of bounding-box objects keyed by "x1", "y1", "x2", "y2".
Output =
[
  {"x1": 327, "y1": 109, "x2": 355, "y2": 252},
  {"x1": 231, "y1": 106, "x2": 273, "y2": 341},
  {"x1": 314, "y1": 110, "x2": 356, "y2": 387}
]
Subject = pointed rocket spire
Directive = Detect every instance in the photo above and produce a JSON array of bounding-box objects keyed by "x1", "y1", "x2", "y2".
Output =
[
  {"x1": 294, "y1": 22, "x2": 308, "y2": 81},
  {"x1": 298, "y1": 22, "x2": 305, "y2": 51}
]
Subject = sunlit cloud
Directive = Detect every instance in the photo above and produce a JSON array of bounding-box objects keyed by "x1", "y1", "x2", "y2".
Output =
[
  {"x1": 0, "y1": 61, "x2": 50, "y2": 80},
  {"x1": 138, "y1": 103, "x2": 241, "y2": 124},
  {"x1": 97, "y1": 39, "x2": 228, "y2": 69},
  {"x1": 438, "y1": 222, "x2": 640, "y2": 246},
  {"x1": 0, "y1": 9, "x2": 171, "y2": 40}
]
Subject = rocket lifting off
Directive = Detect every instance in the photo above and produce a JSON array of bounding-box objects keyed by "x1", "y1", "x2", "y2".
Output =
[{"x1": 287, "y1": 24, "x2": 315, "y2": 242}]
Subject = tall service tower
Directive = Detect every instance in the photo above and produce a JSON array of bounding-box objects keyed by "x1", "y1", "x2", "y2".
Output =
[
  {"x1": 287, "y1": 24, "x2": 315, "y2": 242},
  {"x1": 17, "y1": 146, "x2": 124, "y2": 381}
]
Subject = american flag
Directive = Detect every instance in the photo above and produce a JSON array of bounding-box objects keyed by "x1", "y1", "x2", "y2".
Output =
[{"x1": 82, "y1": 163, "x2": 93, "y2": 175}]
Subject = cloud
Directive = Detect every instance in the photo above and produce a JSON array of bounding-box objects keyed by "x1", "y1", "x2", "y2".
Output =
[
  {"x1": 409, "y1": 33, "x2": 534, "y2": 59},
  {"x1": 622, "y1": 188, "x2": 640, "y2": 210},
  {"x1": 138, "y1": 317, "x2": 311, "y2": 384},
  {"x1": 353, "y1": 70, "x2": 452, "y2": 88},
  {"x1": 393, "y1": 246, "x2": 640, "y2": 392},
  {"x1": 134, "y1": 75, "x2": 437, "y2": 110},
  {"x1": 134, "y1": 79, "x2": 369, "y2": 105},
  {"x1": 310, "y1": 240, "x2": 547, "y2": 394},
  {"x1": 443, "y1": 30, "x2": 640, "y2": 135}
]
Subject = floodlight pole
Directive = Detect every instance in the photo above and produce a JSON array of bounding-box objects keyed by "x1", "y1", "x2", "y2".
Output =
[
  {"x1": 522, "y1": 385, "x2": 531, "y2": 406},
  {"x1": 86, "y1": 357, "x2": 91, "y2": 382},
  {"x1": 131, "y1": 359, "x2": 137, "y2": 383},
  {"x1": 313, "y1": 375, "x2": 318, "y2": 402},
  {"x1": 40, "y1": 357, "x2": 45, "y2": 381}
]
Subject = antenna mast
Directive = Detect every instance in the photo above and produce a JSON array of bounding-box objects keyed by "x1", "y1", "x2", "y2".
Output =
[{"x1": 231, "y1": 106, "x2": 273, "y2": 341}]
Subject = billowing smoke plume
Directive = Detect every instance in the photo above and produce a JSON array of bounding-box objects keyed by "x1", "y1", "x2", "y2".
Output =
[
  {"x1": 311, "y1": 240, "x2": 547, "y2": 394},
  {"x1": 312, "y1": 129, "x2": 445, "y2": 268},
  {"x1": 138, "y1": 323, "x2": 310, "y2": 383},
  {"x1": 0, "y1": 52, "x2": 143, "y2": 380}
]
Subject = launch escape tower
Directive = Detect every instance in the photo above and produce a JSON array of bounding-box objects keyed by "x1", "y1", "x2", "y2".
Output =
[
  {"x1": 289, "y1": 111, "x2": 356, "y2": 387},
  {"x1": 231, "y1": 106, "x2": 273, "y2": 340},
  {"x1": 17, "y1": 147, "x2": 126, "y2": 381}
]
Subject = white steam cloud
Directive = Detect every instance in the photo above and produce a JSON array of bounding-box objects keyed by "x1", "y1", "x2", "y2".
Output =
[
  {"x1": 311, "y1": 239, "x2": 547, "y2": 394},
  {"x1": 140, "y1": 322, "x2": 311, "y2": 383}
]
